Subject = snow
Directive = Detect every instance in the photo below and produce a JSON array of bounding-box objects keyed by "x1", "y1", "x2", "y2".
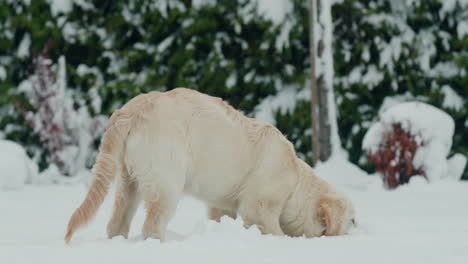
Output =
[
  {"x1": 122, "y1": 3, "x2": 142, "y2": 26},
  {"x1": 315, "y1": 154, "x2": 378, "y2": 190},
  {"x1": 73, "y1": 0, "x2": 94, "y2": 11},
  {"x1": 440, "y1": 0, "x2": 468, "y2": 17},
  {"x1": 363, "y1": 102, "x2": 466, "y2": 181},
  {"x1": 257, "y1": 0, "x2": 291, "y2": 25},
  {"x1": 16, "y1": 33, "x2": 30, "y2": 59},
  {"x1": 0, "y1": 140, "x2": 38, "y2": 189},
  {"x1": 429, "y1": 62, "x2": 461, "y2": 78},
  {"x1": 1, "y1": 157, "x2": 468, "y2": 264},
  {"x1": 62, "y1": 22, "x2": 80, "y2": 44},
  {"x1": 255, "y1": 86, "x2": 309, "y2": 125},
  {"x1": 346, "y1": 65, "x2": 384, "y2": 90},
  {"x1": 276, "y1": 16, "x2": 293, "y2": 50},
  {"x1": 0, "y1": 66, "x2": 6, "y2": 81},
  {"x1": 448, "y1": 154, "x2": 468, "y2": 181},
  {"x1": 192, "y1": 0, "x2": 217, "y2": 8},
  {"x1": 441, "y1": 85, "x2": 464, "y2": 111},
  {"x1": 157, "y1": 0, "x2": 186, "y2": 18},
  {"x1": 76, "y1": 64, "x2": 104, "y2": 113},
  {"x1": 226, "y1": 71, "x2": 237, "y2": 89},
  {"x1": 361, "y1": 66, "x2": 384, "y2": 89},
  {"x1": 48, "y1": 0, "x2": 94, "y2": 16},
  {"x1": 377, "y1": 93, "x2": 428, "y2": 116},
  {"x1": 256, "y1": 0, "x2": 293, "y2": 49},
  {"x1": 457, "y1": 19, "x2": 468, "y2": 38},
  {"x1": 48, "y1": 0, "x2": 73, "y2": 16}
]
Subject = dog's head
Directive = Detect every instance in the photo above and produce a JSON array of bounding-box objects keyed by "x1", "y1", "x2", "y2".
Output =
[{"x1": 317, "y1": 192, "x2": 356, "y2": 236}]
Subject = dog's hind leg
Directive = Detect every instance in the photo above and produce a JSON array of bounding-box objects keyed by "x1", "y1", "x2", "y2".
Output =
[
  {"x1": 107, "y1": 167, "x2": 141, "y2": 239},
  {"x1": 140, "y1": 152, "x2": 187, "y2": 241},
  {"x1": 118, "y1": 180, "x2": 140, "y2": 236},
  {"x1": 130, "y1": 101, "x2": 188, "y2": 241},
  {"x1": 141, "y1": 189, "x2": 180, "y2": 241}
]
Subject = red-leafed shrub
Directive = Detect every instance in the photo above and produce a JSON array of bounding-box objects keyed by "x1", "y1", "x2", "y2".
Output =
[
  {"x1": 16, "y1": 42, "x2": 106, "y2": 176},
  {"x1": 363, "y1": 102, "x2": 465, "y2": 188},
  {"x1": 366, "y1": 123, "x2": 425, "y2": 189}
]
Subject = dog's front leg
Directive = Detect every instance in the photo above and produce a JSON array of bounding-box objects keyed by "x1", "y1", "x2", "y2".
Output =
[
  {"x1": 207, "y1": 206, "x2": 237, "y2": 222},
  {"x1": 239, "y1": 198, "x2": 285, "y2": 236}
]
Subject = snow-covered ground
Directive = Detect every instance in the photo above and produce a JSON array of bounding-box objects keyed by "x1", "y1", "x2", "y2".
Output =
[{"x1": 1, "y1": 160, "x2": 467, "y2": 264}]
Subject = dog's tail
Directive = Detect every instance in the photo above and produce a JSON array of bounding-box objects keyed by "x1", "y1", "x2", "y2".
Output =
[{"x1": 64, "y1": 109, "x2": 132, "y2": 243}]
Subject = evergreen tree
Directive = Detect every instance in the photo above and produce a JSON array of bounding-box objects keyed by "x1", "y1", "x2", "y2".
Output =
[
  {"x1": 273, "y1": 0, "x2": 467, "y2": 178},
  {"x1": 332, "y1": 0, "x2": 467, "y2": 178},
  {"x1": 0, "y1": 0, "x2": 466, "y2": 179},
  {"x1": 0, "y1": 0, "x2": 289, "y2": 172}
]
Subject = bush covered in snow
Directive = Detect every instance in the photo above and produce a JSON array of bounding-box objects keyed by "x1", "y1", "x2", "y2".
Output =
[{"x1": 363, "y1": 102, "x2": 467, "y2": 189}]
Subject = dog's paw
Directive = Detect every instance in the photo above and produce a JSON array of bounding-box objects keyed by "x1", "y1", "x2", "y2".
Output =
[
  {"x1": 142, "y1": 229, "x2": 165, "y2": 242},
  {"x1": 107, "y1": 223, "x2": 129, "y2": 239}
]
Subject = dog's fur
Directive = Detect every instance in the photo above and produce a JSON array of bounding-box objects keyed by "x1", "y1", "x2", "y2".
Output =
[{"x1": 65, "y1": 88, "x2": 355, "y2": 242}]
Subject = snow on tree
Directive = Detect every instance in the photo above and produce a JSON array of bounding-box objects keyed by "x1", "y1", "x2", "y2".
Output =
[
  {"x1": 17, "y1": 43, "x2": 106, "y2": 176},
  {"x1": 363, "y1": 102, "x2": 467, "y2": 189}
]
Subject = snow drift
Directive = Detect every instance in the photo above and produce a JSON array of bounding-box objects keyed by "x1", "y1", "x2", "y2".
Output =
[{"x1": 0, "y1": 139, "x2": 38, "y2": 189}]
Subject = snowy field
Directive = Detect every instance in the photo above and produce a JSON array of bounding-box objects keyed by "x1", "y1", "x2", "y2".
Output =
[{"x1": 1, "y1": 160, "x2": 467, "y2": 264}]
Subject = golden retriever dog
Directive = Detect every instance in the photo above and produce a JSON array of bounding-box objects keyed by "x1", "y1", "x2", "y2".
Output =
[{"x1": 65, "y1": 88, "x2": 355, "y2": 243}]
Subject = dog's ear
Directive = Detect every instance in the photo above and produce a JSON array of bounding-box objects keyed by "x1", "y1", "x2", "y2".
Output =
[{"x1": 318, "y1": 194, "x2": 345, "y2": 236}]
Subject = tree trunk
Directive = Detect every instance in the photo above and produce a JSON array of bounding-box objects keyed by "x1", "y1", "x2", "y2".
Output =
[
  {"x1": 310, "y1": 0, "x2": 340, "y2": 163},
  {"x1": 317, "y1": 75, "x2": 332, "y2": 160},
  {"x1": 309, "y1": 0, "x2": 320, "y2": 166}
]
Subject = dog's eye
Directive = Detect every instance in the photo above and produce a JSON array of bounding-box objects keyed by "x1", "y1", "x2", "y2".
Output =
[{"x1": 351, "y1": 218, "x2": 356, "y2": 226}]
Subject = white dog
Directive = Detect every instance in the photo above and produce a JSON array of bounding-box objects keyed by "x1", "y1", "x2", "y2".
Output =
[{"x1": 65, "y1": 88, "x2": 355, "y2": 242}]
